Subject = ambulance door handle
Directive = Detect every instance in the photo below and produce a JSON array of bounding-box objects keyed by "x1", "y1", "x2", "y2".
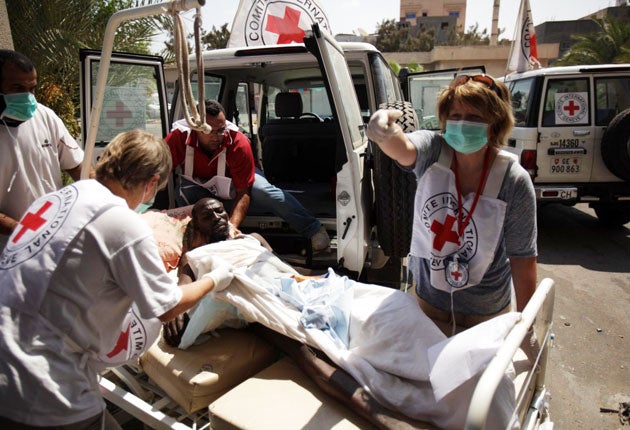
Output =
[{"x1": 573, "y1": 130, "x2": 590, "y2": 136}]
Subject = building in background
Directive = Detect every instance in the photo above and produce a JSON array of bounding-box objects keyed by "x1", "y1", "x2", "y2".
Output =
[
  {"x1": 400, "y1": 0, "x2": 466, "y2": 31},
  {"x1": 536, "y1": 4, "x2": 630, "y2": 57},
  {"x1": 399, "y1": 0, "x2": 466, "y2": 44}
]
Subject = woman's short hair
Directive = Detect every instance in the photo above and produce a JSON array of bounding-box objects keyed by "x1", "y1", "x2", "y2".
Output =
[
  {"x1": 96, "y1": 129, "x2": 172, "y2": 190},
  {"x1": 436, "y1": 75, "x2": 514, "y2": 148}
]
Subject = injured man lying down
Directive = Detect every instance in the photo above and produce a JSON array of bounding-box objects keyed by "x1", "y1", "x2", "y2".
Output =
[{"x1": 145, "y1": 197, "x2": 528, "y2": 430}]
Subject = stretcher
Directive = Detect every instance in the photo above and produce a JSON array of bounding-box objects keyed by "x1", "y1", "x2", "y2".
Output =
[{"x1": 99, "y1": 278, "x2": 555, "y2": 430}]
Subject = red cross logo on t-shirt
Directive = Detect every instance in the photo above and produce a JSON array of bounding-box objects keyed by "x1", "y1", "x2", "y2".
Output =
[
  {"x1": 106, "y1": 324, "x2": 131, "y2": 358},
  {"x1": 12, "y1": 201, "x2": 53, "y2": 243},
  {"x1": 430, "y1": 214, "x2": 460, "y2": 251},
  {"x1": 266, "y1": 6, "x2": 305, "y2": 44}
]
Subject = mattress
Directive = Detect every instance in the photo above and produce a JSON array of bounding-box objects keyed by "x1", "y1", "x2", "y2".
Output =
[
  {"x1": 208, "y1": 357, "x2": 375, "y2": 430},
  {"x1": 139, "y1": 327, "x2": 279, "y2": 413}
]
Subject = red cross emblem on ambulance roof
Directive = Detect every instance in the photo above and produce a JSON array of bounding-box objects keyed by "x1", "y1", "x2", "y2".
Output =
[
  {"x1": 266, "y1": 6, "x2": 305, "y2": 44},
  {"x1": 12, "y1": 201, "x2": 52, "y2": 243}
]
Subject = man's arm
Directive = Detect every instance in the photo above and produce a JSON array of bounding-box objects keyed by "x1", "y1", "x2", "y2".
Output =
[
  {"x1": 66, "y1": 163, "x2": 95, "y2": 181},
  {"x1": 0, "y1": 212, "x2": 18, "y2": 236},
  {"x1": 228, "y1": 187, "x2": 251, "y2": 230}
]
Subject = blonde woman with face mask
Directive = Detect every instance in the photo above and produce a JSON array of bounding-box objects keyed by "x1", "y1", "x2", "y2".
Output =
[
  {"x1": 367, "y1": 74, "x2": 537, "y2": 335},
  {"x1": 0, "y1": 130, "x2": 234, "y2": 429}
]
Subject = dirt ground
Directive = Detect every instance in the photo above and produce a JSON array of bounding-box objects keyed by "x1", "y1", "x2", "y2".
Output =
[{"x1": 536, "y1": 203, "x2": 629, "y2": 429}]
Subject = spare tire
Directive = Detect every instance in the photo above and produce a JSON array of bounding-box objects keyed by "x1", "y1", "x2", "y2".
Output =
[
  {"x1": 372, "y1": 101, "x2": 418, "y2": 257},
  {"x1": 601, "y1": 108, "x2": 630, "y2": 181}
]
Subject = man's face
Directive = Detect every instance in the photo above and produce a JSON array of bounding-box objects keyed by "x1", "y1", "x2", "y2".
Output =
[
  {"x1": 198, "y1": 111, "x2": 228, "y2": 151},
  {"x1": 191, "y1": 198, "x2": 230, "y2": 248},
  {"x1": 1, "y1": 63, "x2": 37, "y2": 95}
]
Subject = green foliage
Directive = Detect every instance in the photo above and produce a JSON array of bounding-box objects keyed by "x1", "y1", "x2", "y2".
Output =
[
  {"x1": 389, "y1": 61, "x2": 424, "y2": 75},
  {"x1": 202, "y1": 23, "x2": 231, "y2": 50},
  {"x1": 446, "y1": 23, "x2": 501, "y2": 46},
  {"x1": 375, "y1": 19, "x2": 434, "y2": 52},
  {"x1": 406, "y1": 62, "x2": 424, "y2": 73},
  {"x1": 375, "y1": 19, "x2": 508, "y2": 52},
  {"x1": 554, "y1": 16, "x2": 630, "y2": 65}
]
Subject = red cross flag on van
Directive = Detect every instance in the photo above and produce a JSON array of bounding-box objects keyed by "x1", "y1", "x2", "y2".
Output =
[{"x1": 227, "y1": 0, "x2": 332, "y2": 48}]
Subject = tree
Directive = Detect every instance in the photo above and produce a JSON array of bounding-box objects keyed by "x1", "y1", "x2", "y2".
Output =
[
  {"x1": 202, "y1": 24, "x2": 231, "y2": 50},
  {"x1": 389, "y1": 61, "x2": 424, "y2": 75},
  {"x1": 554, "y1": 16, "x2": 630, "y2": 65},
  {"x1": 6, "y1": 0, "x2": 168, "y2": 134},
  {"x1": 374, "y1": 19, "x2": 434, "y2": 53}
]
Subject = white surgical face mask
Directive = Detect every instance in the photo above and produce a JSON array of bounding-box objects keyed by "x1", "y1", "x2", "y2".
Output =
[
  {"x1": 0, "y1": 92, "x2": 37, "y2": 122},
  {"x1": 443, "y1": 120, "x2": 489, "y2": 154},
  {"x1": 134, "y1": 182, "x2": 157, "y2": 213}
]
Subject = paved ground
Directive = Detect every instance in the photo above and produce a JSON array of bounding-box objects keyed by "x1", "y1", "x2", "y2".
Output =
[{"x1": 536, "y1": 203, "x2": 629, "y2": 429}]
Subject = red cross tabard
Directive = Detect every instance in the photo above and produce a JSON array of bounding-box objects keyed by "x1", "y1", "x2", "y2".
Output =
[
  {"x1": 430, "y1": 214, "x2": 460, "y2": 251},
  {"x1": 266, "y1": 7, "x2": 305, "y2": 44}
]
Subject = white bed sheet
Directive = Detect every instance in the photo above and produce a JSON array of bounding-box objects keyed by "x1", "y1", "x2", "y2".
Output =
[{"x1": 185, "y1": 237, "x2": 520, "y2": 430}]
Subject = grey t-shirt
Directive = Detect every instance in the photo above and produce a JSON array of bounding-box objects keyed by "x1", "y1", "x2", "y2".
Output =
[{"x1": 405, "y1": 131, "x2": 537, "y2": 316}]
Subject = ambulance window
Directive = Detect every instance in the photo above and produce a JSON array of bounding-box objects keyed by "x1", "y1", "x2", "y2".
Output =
[
  {"x1": 595, "y1": 76, "x2": 630, "y2": 126},
  {"x1": 509, "y1": 78, "x2": 535, "y2": 126},
  {"x1": 542, "y1": 78, "x2": 589, "y2": 127}
]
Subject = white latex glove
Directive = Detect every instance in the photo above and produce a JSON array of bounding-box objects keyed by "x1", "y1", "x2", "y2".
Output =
[
  {"x1": 366, "y1": 109, "x2": 403, "y2": 143},
  {"x1": 203, "y1": 266, "x2": 234, "y2": 292}
]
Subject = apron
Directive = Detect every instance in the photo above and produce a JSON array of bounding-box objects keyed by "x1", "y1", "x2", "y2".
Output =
[
  {"x1": 410, "y1": 144, "x2": 516, "y2": 293},
  {"x1": 179, "y1": 121, "x2": 237, "y2": 200}
]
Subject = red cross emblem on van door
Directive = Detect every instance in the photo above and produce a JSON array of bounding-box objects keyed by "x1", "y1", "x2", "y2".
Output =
[
  {"x1": 266, "y1": 7, "x2": 305, "y2": 44},
  {"x1": 563, "y1": 100, "x2": 580, "y2": 116},
  {"x1": 12, "y1": 201, "x2": 53, "y2": 243},
  {"x1": 106, "y1": 101, "x2": 133, "y2": 127}
]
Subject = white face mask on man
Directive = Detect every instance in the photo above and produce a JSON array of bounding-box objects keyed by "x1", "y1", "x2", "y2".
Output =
[{"x1": 0, "y1": 92, "x2": 38, "y2": 123}]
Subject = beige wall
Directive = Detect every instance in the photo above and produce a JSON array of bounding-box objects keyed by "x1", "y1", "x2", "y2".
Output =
[
  {"x1": 401, "y1": 0, "x2": 467, "y2": 31},
  {"x1": 384, "y1": 43, "x2": 560, "y2": 78},
  {"x1": 0, "y1": 0, "x2": 13, "y2": 49}
]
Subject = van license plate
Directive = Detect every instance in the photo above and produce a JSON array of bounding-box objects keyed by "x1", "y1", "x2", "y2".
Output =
[{"x1": 550, "y1": 157, "x2": 581, "y2": 174}]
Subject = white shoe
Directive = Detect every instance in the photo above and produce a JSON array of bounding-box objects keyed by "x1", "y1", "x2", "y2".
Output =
[{"x1": 310, "y1": 226, "x2": 330, "y2": 251}]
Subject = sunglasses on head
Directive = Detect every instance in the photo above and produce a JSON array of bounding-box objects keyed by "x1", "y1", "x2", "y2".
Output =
[{"x1": 452, "y1": 74, "x2": 497, "y2": 91}]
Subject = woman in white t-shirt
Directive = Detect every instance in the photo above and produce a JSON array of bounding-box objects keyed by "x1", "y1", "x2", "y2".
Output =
[
  {"x1": 0, "y1": 130, "x2": 234, "y2": 429},
  {"x1": 367, "y1": 74, "x2": 537, "y2": 335}
]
